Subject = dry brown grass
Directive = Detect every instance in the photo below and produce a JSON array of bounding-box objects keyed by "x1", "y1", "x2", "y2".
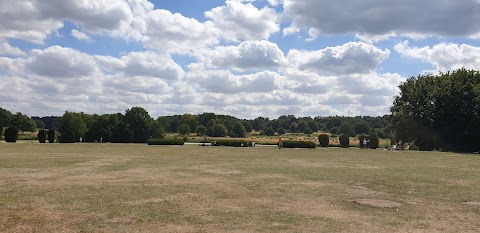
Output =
[{"x1": 0, "y1": 143, "x2": 479, "y2": 232}]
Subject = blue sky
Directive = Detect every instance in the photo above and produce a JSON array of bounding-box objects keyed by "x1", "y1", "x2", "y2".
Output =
[{"x1": 1, "y1": 0, "x2": 480, "y2": 119}]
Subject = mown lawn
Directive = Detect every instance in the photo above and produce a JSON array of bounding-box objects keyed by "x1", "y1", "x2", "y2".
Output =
[{"x1": 0, "y1": 143, "x2": 479, "y2": 232}]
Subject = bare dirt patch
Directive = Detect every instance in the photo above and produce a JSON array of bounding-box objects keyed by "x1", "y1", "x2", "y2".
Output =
[
  {"x1": 353, "y1": 199, "x2": 402, "y2": 208},
  {"x1": 464, "y1": 201, "x2": 480, "y2": 207}
]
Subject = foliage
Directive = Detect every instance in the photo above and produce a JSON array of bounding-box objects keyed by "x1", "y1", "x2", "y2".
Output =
[
  {"x1": 264, "y1": 127, "x2": 275, "y2": 136},
  {"x1": 47, "y1": 129, "x2": 55, "y2": 143},
  {"x1": 242, "y1": 121, "x2": 253, "y2": 132},
  {"x1": 34, "y1": 119, "x2": 45, "y2": 129},
  {"x1": 0, "y1": 124, "x2": 3, "y2": 139},
  {"x1": 318, "y1": 134, "x2": 329, "y2": 147},
  {"x1": 368, "y1": 130, "x2": 379, "y2": 149},
  {"x1": 391, "y1": 69, "x2": 480, "y2": 152},
  {"x1": 303, "y1": 127, "x2": 313, "y2": 135},
  {"x1": 196, "y1": 125, "x2": 207, "y2": 136},
  {"x1": 0, "y1": 108, "x2": 13, "y2": 127},
  {"x1": 213, "y1": 140, "x2": 249, "y2": 147},
  {"x1": 208, "y1": 124, "x2": 228, "y2": 137},
  {"x1": 358, "y1": 135, "x2": 366, "y2": 148},
  {"x1": 111, "y1": 123, "x2": 134, "y2": 143},
  {"x1": 124, "y1": 107, "x2": 153, "y2": 143},
  {"x1": 10, "y1": 113, "x2": 36, "y2": 132},
  {"x1": 339, "y1": 135, "x2": 350, "y2": 148},
  {"x1": 230, "y1": 121, "x2": 246, "y2": 138},
  {"x1": 5, "y1": 127, "x2": 18, "y2": 142},
  {"x1": 277, "y1": 127, "x2": 286, "y2": 135},
  {"x1": 354, "y1": 121, "x2": 371, "y2": 135},
  {"x1": 149, "y1": 120, "x2": 164, "y2": 139},
  {"x1": 58, "y1": 112, "x2": 86, "y2": 143},
  {"x1": 180, "y1": 114, "x2": 197, "y2": 132},
  {"x1": 179, "y1": 124, "x2": 191, "y2": 136},
  {"x1": 38, "y1": 129, "x2": 47, "y2": 143},
  {"x1": 289, "y1": 122, "x2": 298, "y2": 132},
  {"x1": 147, "y1": 138, "x2": 184, "y2": 146},
  {"x1": 329, "y1": 127, "x2": 339, "y2": 135},
  {"x1": 307, "y1": 121, "x2": 319, "y2": 132},
  {"x1": 297, "y1": 121, "x2": 309, "y2": 133},
  {"x1": 282, "y1": 140, "x2": 317, "y2": 148}
]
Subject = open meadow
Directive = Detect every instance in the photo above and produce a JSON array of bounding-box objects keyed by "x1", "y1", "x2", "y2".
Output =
[{"x1": 0, "y1": 142, "x2": 479, "y2": 232}]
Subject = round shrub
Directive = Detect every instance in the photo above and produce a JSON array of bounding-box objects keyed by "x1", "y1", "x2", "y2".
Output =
[
  {"x1": 5, "y1": 127, "x2": 18, "y2": 143},
  {"x1": 339, "y1": 134, "x2": 349, "y2": 148},
  {"x1": 368, "y1": 130, "x2": 379, "y2": 149},
  {"x1": 318, "y1": 134, "x2": 329, "y2": 147}
]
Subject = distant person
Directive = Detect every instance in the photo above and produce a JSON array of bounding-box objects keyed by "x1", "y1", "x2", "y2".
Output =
[
  {"x1": 278, "y1": 137, "x2": 283, "y2": 149},
  {"x1": 252, "y1": 141, "x2": 255, "y2": 147},
  {"x1": 100, "y1": 137, "x2": 103, "y2": 143},
  {"x1": 398, "y1": 140, "x2": 403, "y2": 150},
  {"x1": 363, "y1": 138, "x2": 367, "y2": 149},
  {"x1": 79, "y1": 137, "x2": 83, "y2": 143}
]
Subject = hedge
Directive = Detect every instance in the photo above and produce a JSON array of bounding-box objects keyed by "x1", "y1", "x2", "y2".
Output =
[
  {"x1": 148, "y1": 139, "x2": 185, "y2": 145},
  {"x1": 213, "y1": 140, "x2": 249, "y2": 147},
  {"x1": 283, "y1": 140, "x2": 317, "y2": 148},
  {"x1": 5, "y1": 127, "x2": 18, "y2": 143},
  {"x1": 38, "y1": 129, "x2": 47, "y2": 143}
]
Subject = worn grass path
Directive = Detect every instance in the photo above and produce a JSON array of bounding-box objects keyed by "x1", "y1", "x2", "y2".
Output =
[{"x1": 0, "y1": 143, "x2": 479, "y2": 232}]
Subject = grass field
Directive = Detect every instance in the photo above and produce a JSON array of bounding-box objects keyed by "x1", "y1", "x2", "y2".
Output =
[{"x1": 0, "y1": 143, "x2": 479, "y2": 232}]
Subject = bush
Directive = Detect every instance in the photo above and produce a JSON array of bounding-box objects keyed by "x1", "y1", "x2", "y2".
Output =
[
  {"x1": 38, "y1": 129, "x2": 47, "y2": 143},
  {"x1": 0, "y1": 124, "x2": 3, "y2": 140},
  {"x1": 148, "y1": 139, "x2": 185, "y2": 145},
  {"x1": 339, "y1": 134, "x2": 350, "y2": 148},
  {"x1": 230, "y1": 121, "x2": 246, "y2": 138},
  {"x1": 178, "y1": 124, "x2": 191, "y2": 136},
  {"x1": 368, "y1": 130, "x2": 379, "y2": 149},
  {"x1": 303, "y1": 128, "x2": 313, "y2": 135},
  {"x1": 5, "y1": 127, "x2": 18, "y2": 143},
  {"x1": 283, "y1": 140, "x2": 316, "y2": 148},
  {"x1": 213, "y1": 140, "x2": 249, "y2": 147},
  {"x1": 264, "y1": 127, "x2": 275, "y2": 136},
  {"x1": 318, "y1": 134, "x2": 329, "y2": 147},
  {"x1": 277, "y1": 127, "x2": 286, "y2": 135},
  {"x1": 196, "y1": 125, "x2": 207, "y2": 136},
  {"x1": 47, "y1": 129, "x2": 55, "y2": 143}
]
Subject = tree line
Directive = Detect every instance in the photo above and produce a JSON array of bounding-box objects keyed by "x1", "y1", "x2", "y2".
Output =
[{"x1": 2, "y1": 68, "x2": 478, "y2": 152}]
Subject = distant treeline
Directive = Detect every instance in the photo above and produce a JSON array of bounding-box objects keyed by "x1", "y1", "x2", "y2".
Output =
[{"x1": 1, "y1": 107, "x2": 391, "y2": 143}]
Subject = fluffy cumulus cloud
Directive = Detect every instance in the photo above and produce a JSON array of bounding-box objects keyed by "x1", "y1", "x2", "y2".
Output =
[
  {"x1": 287, "y1": 42, "x2": 390, "y2": 75},
  {"x1": 283, "y1": 0, "x2": 480, "y2": 40},
  {"x1": 187, "y1": 69, "x2": 280, "y2": 94},
  {"x1": 202, "y1": 40, "x2": 286, "y2": 71},
  {"x1": 71, "y1": 30, "x2": 91, "y2": 41},
  {"x1": 205, "y1": 0, "x2": 280, "y2": 42},
  {"x1": 0, "y1": 43, "x2": 26, "y2": 56},
  {"x1": 395, "y1": 41, "x2": 480, "y2": 71},
  {"x1": 27, "y1": 46, "x2": 99, "y2": 78}
]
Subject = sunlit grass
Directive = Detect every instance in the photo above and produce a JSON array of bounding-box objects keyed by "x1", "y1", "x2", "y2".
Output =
[{"x1": 0, "y1": 143, "x2": 479, "y2": 232}]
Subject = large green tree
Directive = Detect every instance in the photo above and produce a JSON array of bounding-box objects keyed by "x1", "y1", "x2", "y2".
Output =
[
  {"x1": 124, "y1": 107, "x2": 153, "y2": 143},
  {"x1": 58, "y1": 112, "x2": 87, "y2": 143},
  {"x1": 10, "y1": 113, "x2": 36, "y2": 132},
  {"x1": 230, "y1": 121, "x2": 246, "y2": 138},
  {"x1": 391, "y1": 69, "x2": 480, "y2": 152}
]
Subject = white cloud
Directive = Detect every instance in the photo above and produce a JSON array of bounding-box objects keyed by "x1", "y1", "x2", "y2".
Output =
[
  {"x1": 202, "y1": 40, "x2": 287, "y2": 71},
  {"x1": 0, "y1": 0, "x2": 63, "y2": 43},
  {"x1": 26, "y1": 46, "x2": 99, "y2": 78},
  {"x1": 287, "y1": 42, "x2": 390, "y2": 75},
  {"x1": 130, "y1": 9, "x2": 218, "y2": 54},
  {"x1": 0, "y1": 57, "x2": 26, "y2": 75},
  {"x1": 205, "y1": 0, "x2": 280, "y2": 42},
  {"x1": 120, "y1": 52, "x2": 184, "y2": 80},
  {"x1": 187, "y1": 69, "x2": 280, "y2": 94},
  {"x1": 395, "y1": 41, "x2": 480, "y2": 71},
  {"x1": 0, "y1": 43, "x2": 26, "y2": 56},
  {"x1": 283, "y1": 0, "x2": 480, "y2": 40},
  {"x1": 71, "y1": 29, "x2": 91, "y2": 42}
]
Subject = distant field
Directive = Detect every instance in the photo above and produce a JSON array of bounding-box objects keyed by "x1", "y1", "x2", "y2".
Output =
[{"x1": 0, "y1": 143, "x2": 479, "y2": 232}]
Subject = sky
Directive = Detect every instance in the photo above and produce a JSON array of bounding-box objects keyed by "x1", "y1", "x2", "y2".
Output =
[{"x1": 1, "y1": 0, "x2": 480, "y2": 119}]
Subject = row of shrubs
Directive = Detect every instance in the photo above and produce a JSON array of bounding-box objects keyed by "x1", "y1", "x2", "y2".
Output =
[{"x1": 318, "y1": 134, "x2": 379, "y2": 149}]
